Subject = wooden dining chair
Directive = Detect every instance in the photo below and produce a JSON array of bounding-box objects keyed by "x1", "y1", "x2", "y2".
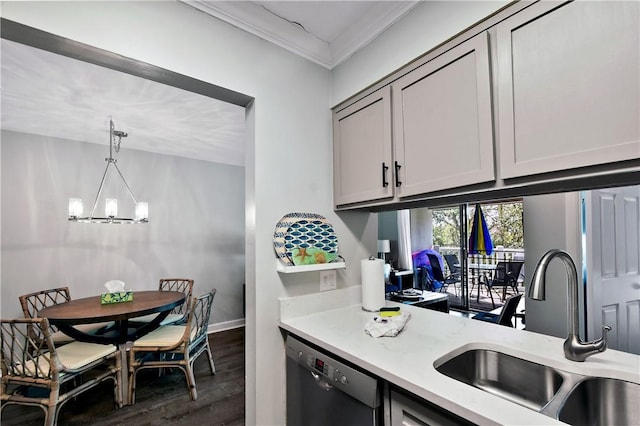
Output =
[
  {"x1": 0, "y1": 318, "x2": 122, "y2": 426},
  {"x1": 128, "y1": 289, "x2": 216, "y2": 404},
  {"x1": 129, "y1": 278, "x2": 194, "y2": 326},
  {"x1": 19, "y1": 287, "x2": 73, "y2": 345},
  {"x1": 19, "y1": 287, "x2": 112, "y2": 345}
]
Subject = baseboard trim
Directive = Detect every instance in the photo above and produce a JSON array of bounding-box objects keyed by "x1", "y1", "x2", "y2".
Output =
[{"x1": 208, "y1": 318, "x2": 245, "y2": 334}]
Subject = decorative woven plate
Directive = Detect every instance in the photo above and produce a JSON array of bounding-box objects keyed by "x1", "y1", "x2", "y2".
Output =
[{"x1": 273, "y1": 212, "x2": 339, "y2": 266}]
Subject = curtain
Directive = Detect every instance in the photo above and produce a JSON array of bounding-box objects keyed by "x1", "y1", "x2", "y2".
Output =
[{"x1": 397, "y1": 209, "x2": 412, "y2": 270}]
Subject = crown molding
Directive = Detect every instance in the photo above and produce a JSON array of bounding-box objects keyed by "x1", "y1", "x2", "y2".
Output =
[
  {"x1": 186, "y1": 0, "x2": 332, "y2": 68},
  {"x1": 331, "y1": 2, "x2": 419, "y2": 67},
  {"x1": 184, "y1": 0, "x2": 420, "y2": 69}
]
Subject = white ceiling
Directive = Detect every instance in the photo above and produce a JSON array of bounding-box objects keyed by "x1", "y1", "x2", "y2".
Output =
[
  {"x1": 1, "y1": 38, "x2": 247, "y2": 166},
  {"x1": 1, "y1": 2, "x2": 417, "y2": 165}
]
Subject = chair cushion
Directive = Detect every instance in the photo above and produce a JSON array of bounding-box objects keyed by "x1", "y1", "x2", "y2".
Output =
[
  {"x1": 472, "y1": 312, "x2": 500, "y2": 323},
  {"x1": 133, "y1": 325, "x2": 186, "y2": 347},
  {"x1": 128, "y1": 313, "x2": 185, "y2": 326},
  {"x1": 76, "y1": 321, "x2": 114, "y2": 334},
  {"x1": 129, "y1": 313, "x2": 157, "y2": 322},
  {"x1": 15, "y1": 342, "x2": 117, "y2": 377},
  {"x1": 49, "y1": 322, "x2": 114, "y2": 344},
  {"x1": 50, "y1": 330, "x2": 75, "y2": 344},
  {"x1": 57, "y1": 341, "x2": 117, "y2": 370}
]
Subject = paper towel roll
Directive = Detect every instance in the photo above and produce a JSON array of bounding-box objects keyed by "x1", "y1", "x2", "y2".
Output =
[{"x1": 361, "y1": 257, "x2": 385, "y2": 312}]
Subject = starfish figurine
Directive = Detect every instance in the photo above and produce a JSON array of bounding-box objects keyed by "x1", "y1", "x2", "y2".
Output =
[{"x1": 296, "y1": 247, "x2": 311, "y2": 263}]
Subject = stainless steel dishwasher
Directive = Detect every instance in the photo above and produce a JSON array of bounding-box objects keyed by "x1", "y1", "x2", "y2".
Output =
[{"x1": 286, "y1": 335, "x2": 382, "y2": 426}]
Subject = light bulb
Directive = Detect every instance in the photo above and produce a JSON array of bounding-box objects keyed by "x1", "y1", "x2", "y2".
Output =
[
  {"x1": 135, "y1": 202, "x2": 149, "y2": 221},
  {"x1": 105, "y1": 199, "x2": 118, "y2": 218},
  {"x1": 68, "y1": 198, "x2": 83, "y2": 218}
]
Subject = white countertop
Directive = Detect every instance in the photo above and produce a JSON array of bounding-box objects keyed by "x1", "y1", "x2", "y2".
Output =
[{"x1": 279, "y1": 287, "x2": 640, "y2": 425}]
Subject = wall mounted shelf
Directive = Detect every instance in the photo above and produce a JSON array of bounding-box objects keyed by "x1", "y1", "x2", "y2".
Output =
[{"x1": 276, "y1": 259, "x2": 346, "y2": 273}]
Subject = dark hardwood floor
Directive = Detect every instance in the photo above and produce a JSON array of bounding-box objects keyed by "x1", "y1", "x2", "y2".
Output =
[{"x1": 2, "y1": 327, "x2": 245, "y2": 426}]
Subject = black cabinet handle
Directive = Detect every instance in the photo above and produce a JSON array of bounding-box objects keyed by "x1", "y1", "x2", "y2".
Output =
[
  {"x1": 382, "y1": 162, "x2": 389, "y2": 187},
  {"x1": 395, "y1": 161, "x2": 402, "y2": 187}
]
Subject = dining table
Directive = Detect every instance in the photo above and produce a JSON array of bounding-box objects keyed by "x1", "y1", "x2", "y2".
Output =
[
  {"x1": 38, "y1": 290, "x2": 186, "y2": 405},
  {"x1": 38, "y1": 290, "x2": 186, "y2": 344}
]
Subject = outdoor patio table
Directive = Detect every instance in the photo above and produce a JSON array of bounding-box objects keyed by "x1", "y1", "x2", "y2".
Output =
[{"x1": 468, "y1": 263, "x2": 497, "y2": 302}]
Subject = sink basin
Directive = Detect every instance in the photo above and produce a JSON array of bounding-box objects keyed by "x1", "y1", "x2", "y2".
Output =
[
  {"x1": 557, "y1": 377, "x2": 640, "y2": 425},
  {"x1": 435, "y1": 349, "x2": 564, "y2": 411}
]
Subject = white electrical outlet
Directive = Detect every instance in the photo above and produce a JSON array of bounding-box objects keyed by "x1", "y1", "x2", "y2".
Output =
[{"x1": 320, "y1": 270, "x2": 337, "y2": 291}]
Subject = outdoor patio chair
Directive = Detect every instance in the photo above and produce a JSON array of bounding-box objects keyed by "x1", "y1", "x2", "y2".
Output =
[
  {"x1": 129, "y1": 278, "x2": 194, "y2": 326},
  {"x1": 472, "y1": 293, "x2": 523, "y2": 327},
  {"x1": 480, "y1": 261, "x2": 524, "y2": 308},
  {"x1": 19, "y1": 287, "x2": 112, "y2": 346},
  {"x1": 443, "y1": 254, "x2": 462, "y2": 296},
  {"x1": 424, "y1": 253, "x2": 448, "y2": 293},
  {"x1": 128, "y1": 289, "x2": 216, "y2": 404},
  {"x1": 0, "y1": 318, "x2": 122, "y2": 426}
]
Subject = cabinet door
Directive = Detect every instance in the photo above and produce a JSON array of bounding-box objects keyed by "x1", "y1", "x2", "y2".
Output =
[
  {"x1": 392, "y1": 32, "x2": 495, "y2": 198},
  {"x1": 497, "y1": 1, "x2": 640, "y2": 179},
  {"x1": 389, "y1": 389, "x2": 473, "y2": 426},
  {"x1": 333, "y1": 86, "x2": 393, "y2": 206}
]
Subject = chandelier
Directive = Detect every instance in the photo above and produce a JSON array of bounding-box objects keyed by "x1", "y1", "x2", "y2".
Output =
[{"x1": 68, "y1": 118, "x2": 149, "y2": 224}]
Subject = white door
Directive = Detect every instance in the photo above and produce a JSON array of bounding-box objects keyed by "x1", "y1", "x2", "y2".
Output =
[{"x1": 585, "y1": 185, "x2": 640, "y2": 354}]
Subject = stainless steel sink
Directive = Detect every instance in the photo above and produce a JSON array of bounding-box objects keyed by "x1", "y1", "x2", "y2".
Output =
[
  {"x1": 434, "y1": 349, "x2": 564, "y2": 411},
  {"x1": 557, "y1": 377, "x2": 640, "y2": 426},
  {"x1": 435, "y1": 347, "x2": 640, "y2": 423}
]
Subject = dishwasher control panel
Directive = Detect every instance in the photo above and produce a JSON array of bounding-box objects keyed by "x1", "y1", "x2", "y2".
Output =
[
  {"x1": 305, "y1": 352, "x2": 347, "y2": 384},
  {"x1": 286, "y1": 334, "x2": 379, "y2": 408}
]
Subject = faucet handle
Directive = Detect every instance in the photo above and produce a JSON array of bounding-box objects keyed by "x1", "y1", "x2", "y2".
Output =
[{"x1": 598, "y1": 325, "x2": 612, "y2": 352}]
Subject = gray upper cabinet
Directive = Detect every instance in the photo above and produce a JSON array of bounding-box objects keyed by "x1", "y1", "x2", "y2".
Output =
[
  {"x1": 332, "y1": 0, "x2": 639, "y2": 210},
  {"x1": 333, "y1": 86, "x2": 393, "y2": 206},
  {"x1": 392, "y1": 31, "x2": 495, "y2": 198},
  {"x1": 496, "y1": 0, "x2": 640, "y2": 179}
]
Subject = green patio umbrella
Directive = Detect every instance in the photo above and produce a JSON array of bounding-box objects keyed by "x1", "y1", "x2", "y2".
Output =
[{"x1": 468, "y1": 204, "x2": 493, "y2": 255}]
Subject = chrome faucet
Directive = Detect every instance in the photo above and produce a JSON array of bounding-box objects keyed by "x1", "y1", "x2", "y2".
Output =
[{"x1": 528, "y1": 249, "x2": 611, "y2": 362}]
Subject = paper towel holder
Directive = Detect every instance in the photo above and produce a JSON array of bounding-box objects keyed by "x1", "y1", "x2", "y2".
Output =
[{"x1": 361, "y1": 256, "x2": 385, "y2": 312}]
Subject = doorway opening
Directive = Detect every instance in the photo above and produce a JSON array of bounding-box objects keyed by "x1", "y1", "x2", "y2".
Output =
[
  {"x1": 430, "y1": 201, "x2": 524, "y2": 314},
  {"x1": 379, "y1": 200, "x2": 525, "y2": 318}
]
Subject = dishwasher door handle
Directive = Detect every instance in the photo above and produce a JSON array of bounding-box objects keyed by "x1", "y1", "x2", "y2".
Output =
[{"x1": 310, "y1": 370, "x2": 333, "y2": 391}]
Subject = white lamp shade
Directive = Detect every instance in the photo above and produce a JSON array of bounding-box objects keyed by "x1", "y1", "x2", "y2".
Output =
[
  {"x1": 105, "y1": 198, "x2": 118, "y2": 217},
  {"x1": 377, "y1": 239, "x2": 391, "y2": 253},
  {"x1": 68, "y1": 198, "x2": 83, "y2": 217},
  {"x1": 135, "y1": 202, "x2": 149, "y2": 221}
]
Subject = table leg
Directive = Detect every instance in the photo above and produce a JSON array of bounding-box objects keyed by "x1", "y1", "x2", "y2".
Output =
[{"x1": 118, "y1": 343, "x2": 129, "y2": 406}]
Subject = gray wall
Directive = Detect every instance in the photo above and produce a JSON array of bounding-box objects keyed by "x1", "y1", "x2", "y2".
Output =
[
  {"x1": 1, "y1": 130, "x2": 245, "y2": 327},
  {"x1": 523, "y1": 192, "x2": 581, "y2": 338},
  {"x1": 378, "y1": 211, "x2": 398, "y2": 262}
]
